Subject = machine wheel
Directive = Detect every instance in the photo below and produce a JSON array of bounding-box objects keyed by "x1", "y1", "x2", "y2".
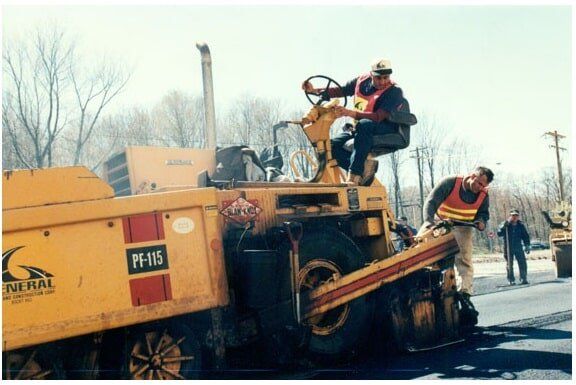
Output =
[
  {"x1": 2, "y1": 345, "x2": 65, "y2": 380},
  {"x1": 124, "y1": 321, "x2": 202, "y2": 380},
  {"x1": 554, "y1": 243, "x2": 572, "y2": 278},
  {"x1": 281, "y1": 227, "x2": 373, "y2": 358}
]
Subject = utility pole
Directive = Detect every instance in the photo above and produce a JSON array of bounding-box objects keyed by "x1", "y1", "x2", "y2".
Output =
[
  {"x1": 410, "y1": 146, "x2": 427, "y2": 223},
  {"x1": 544, "y1": 130, "x2": 566, "y2": 202}
]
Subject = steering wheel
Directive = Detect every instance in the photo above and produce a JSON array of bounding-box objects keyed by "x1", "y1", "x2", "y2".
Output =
[{"x1": 304, "y1": 75, "x2": 348, "y2": 108}]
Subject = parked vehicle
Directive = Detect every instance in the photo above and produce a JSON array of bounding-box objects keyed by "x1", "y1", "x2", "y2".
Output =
[{"x1": 529, "y1": 241, "x2": 550, "y2": 250}]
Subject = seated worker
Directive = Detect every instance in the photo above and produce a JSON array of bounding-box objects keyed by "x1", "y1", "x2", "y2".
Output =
[{"x1": 302, "y1": 58, "x2": 406, "y2": 185}]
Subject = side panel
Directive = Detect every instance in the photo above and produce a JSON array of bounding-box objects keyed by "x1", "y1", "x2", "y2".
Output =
[{"x1": 3, "y1": 188, "x2": 228, "y2": 351}]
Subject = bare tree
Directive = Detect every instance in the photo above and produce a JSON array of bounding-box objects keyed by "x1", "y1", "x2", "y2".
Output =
[
  {"x1": 151, "y1": 90, "x2": 205, "y2": 148},
  {"x1": 384, "y1": 150, "x2": 407, "y2": 217},
  {"x1": 221, "y1": 94, "x2": 284, "y2": 148},
  {"x1": 70, "y1": 58, "x2": 130, "y2": 165},
  {"x1": 2, "y1": 24, "x2": 129, "y2": 169},
  {"x1": 414, "y1": 112, "x2": 448, "y2": 190}
]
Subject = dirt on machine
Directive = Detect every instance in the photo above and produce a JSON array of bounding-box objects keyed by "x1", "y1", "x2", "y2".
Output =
[{"x1": 3, "y1": 43, "x2": 473, "y2": 380}]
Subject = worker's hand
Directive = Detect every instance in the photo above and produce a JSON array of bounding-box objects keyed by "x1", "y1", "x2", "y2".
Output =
[
  {"x1": 474, "y1": 221, "x2": 485, "y2": 231},
  {"x1": 334, "y1": 106, "x2": 356, "y2": 119},
  {"x1": 524, "y1": 245, "x2": 531, "y2": 254},
  {"x1": 302, "y1": 81, "x2": 316, "y2": 93}
]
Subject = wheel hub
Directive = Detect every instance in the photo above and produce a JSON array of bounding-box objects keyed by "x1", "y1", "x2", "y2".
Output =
[
  {"x1": 150, "y1": 354, "x2": 162, "y2": 369},
  {"x1": 298, "y1": 259, "x2": 351, "y2": 336}
]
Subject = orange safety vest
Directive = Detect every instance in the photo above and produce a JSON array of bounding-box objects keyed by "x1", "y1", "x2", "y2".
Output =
[
  {"x1": 353, "y1": 74, "x2": 393, "y2": 113},
  {"x1": 437, "y1": 177, "x2": 487, "y2": 222}
]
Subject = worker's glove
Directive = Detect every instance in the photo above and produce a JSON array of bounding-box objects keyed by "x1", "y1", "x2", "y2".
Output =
[{"x1": 524, "y1": 245, "x2": 531, "y2": 254}]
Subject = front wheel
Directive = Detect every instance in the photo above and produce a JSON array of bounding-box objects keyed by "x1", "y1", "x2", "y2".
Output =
[{"x1": 280, "y1": 227, "x2": 374, "y2": 358}]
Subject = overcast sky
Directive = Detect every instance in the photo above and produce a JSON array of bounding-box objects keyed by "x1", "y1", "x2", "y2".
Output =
[{"x1": 2, "y1": 3, "x2": 573, "y2": 181}]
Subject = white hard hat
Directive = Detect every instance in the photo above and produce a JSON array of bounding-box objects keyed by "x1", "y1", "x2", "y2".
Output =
[{"x1": 371, "y1": 58, "x2": 393, "y2": 75}]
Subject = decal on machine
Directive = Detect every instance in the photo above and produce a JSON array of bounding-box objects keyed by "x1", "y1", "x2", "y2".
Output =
[
  {"x1": 205, "y1": 204, "x2": 219, "y2": 217},
  {"x1": 172, "y1": 217, "x2": 195, "y2": 234},
  {"x1": 126, "y1": 244, "x2": 169, "y2": 275},
  {"x1": 220, "y1": 197, "x2": 262, "y2": 224},
  {"x1": 129, "y1": 274, "x2": 172, "y2": 307},
  {"x1": 367, "y1": 196, "x2": 384, "y2": 209},
  {"x1": 2, "y1": 246, "x2": 55, "y2": 305},
  {"x1": 347, "y1": 188, "x2": 360, "y2": 211}
]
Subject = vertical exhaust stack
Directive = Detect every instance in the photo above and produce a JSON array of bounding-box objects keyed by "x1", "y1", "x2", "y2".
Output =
[{"x1": 196, "y1": 42, "x2": 217, "y2": 149}]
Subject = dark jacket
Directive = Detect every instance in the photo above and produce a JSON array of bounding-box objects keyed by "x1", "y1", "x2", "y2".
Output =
[{"x1": 497, "y1": 220, "x2": 530, "y2": 252}]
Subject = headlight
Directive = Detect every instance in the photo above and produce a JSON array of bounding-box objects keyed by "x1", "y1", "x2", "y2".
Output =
[{"x1": 562, "y1": 220, "x2": 569, "y2": 228}]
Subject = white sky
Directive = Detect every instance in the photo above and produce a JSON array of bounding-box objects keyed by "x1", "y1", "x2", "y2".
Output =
[{"x1": 2, "y1": 2, "x2": 573, "y2": 182}]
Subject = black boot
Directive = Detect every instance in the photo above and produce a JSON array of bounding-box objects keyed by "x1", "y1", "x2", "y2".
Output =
[{"x1": 459, "y1": 292, "x2": 479, "y2": 327}]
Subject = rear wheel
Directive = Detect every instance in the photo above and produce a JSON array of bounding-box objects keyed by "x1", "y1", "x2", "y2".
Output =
[
  {"x1": 554, "y1": 243, "x2": 572, "y2": 278},
  {"x1": 282, "y1": 227, "x2": 374, "y2": 358},
  {"x1": 2, "y1": 345, "x2": 64, "y2": 380},
  {"x1": 124, "y1": 321, "x2": 202, "y2": 380}
]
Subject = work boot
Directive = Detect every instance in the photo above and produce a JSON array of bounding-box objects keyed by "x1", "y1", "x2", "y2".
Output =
[
  {"x1": 361, "y1": 158, "x2": 379, "y2": 186},
  {"x1": 520, "y1": 280, "x2": 529, "y2": 285},
  {"x1": 509, "y1": 280, "x2": 516, "y2": 286},
  {"x1": 346, "y1": 172, "x2": 362, "y2": 186},
  {"x1": 458, "y1": 292, "x2": 479, "y2": 327}
]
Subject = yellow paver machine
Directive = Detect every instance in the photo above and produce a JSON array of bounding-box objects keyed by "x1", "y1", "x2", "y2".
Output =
[{"x1": 2, "y1": 44, "x2": 470, "y2": 380}]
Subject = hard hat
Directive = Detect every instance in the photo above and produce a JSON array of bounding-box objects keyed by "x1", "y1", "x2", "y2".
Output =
[
  {"x1": 371, "y1": 58, "x2": 393, "y2": 75},
  {"x1": 510, "y1": 209, "x2": 520, "y2": 216}
]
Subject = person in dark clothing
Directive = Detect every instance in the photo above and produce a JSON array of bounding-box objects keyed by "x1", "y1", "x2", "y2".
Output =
[
  {"x1": 396, "y1": 216, "x2": 417, "y2": 251},
  {"x1": 497, "y1": 209, "x2": 531, "y2": 285},
  {"x1": 302, "y1": 58, "x2": 406, "y2": 185}
]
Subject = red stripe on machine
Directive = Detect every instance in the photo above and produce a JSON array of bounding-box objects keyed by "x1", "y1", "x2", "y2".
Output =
[
  {"x1": 129, "y1": 274, "x2": 173, "y2": 306},
  {"x1": 306, "y1": 240, "x2": 459, "y2": 312},
  {"x1": 122, "y1": 213, "x2": 165, "y2": 244}
]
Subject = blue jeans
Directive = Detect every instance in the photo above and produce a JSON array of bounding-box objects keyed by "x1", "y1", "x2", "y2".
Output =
[{"x1": 331, "y1": 119, "x2": 397, "y2": 175}]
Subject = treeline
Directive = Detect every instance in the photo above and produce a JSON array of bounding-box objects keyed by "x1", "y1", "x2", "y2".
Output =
[{"x1": 3, "y1": 25, "x2": 571, "y2": 253}]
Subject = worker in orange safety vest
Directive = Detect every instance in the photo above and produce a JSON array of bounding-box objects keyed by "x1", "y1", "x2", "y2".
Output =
[{"x1": 418, "y1": 166, "x2": 494, "y2": 326}]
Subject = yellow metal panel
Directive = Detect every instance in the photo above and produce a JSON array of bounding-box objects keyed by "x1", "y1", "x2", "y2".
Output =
[
  {"x1": 2, "y1": 167, "x2": 114, "y2": 210},
  {"x1": 3, "y1": 187, "x2": 228, "y2": 351},
  {"x1": 350, "y1": 217, "x2": 384, "y2": 237},
  {"x1": 124, "y1": 146, "x2": 216, "y2": 193}
]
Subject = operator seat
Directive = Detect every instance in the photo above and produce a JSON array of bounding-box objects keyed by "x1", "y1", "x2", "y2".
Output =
[{"x1": 343, "y1": 98, "x2": 416, "y2": 156}]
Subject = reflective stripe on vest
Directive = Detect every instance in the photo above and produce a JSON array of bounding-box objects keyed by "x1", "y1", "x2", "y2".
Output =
[
  {"x1": 437, "y1": 177, "x2": 487, "y2": 222},
  {"x1": 353, "y1": 73, "x2": 392, "y2": 113}
]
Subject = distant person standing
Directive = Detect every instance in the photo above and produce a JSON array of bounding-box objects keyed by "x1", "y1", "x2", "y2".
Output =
[
  {"x1": 497, "y1": 209, "x2": 531, "y2": 285},
  {"x1": 396, "y1": 216, "x2": 417, "y2": 251}
]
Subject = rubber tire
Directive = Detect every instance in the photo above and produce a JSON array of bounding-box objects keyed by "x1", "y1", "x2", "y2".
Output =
[
  {"x1": 2, "y1": 344, "x2": 65, "y2": 380},
  {"x1": 554, "y1": 243, "x2": 572, "y2": 278},
  {"x1": 124, "y1": 321, "x2": 202, "y2": 380},
  {"x1": 279, "y1": 226, "x2": 373, "y2": 358}
]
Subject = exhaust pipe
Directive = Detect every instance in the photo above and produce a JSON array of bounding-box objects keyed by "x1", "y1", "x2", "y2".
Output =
[{"x1": 196, "y1": 41, "x2": 217, "y2": 149}]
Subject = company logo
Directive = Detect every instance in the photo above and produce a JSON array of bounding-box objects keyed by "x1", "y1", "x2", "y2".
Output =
[
  {"x1": 165, "y1": 159, "x2": 194, "y2": 166},
  {"x1": 2, "y1": 246, "x2": 55, "y2": 304},
  {"x1": 220, "y1": 198, "x2": 262, "y2": 224}
]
